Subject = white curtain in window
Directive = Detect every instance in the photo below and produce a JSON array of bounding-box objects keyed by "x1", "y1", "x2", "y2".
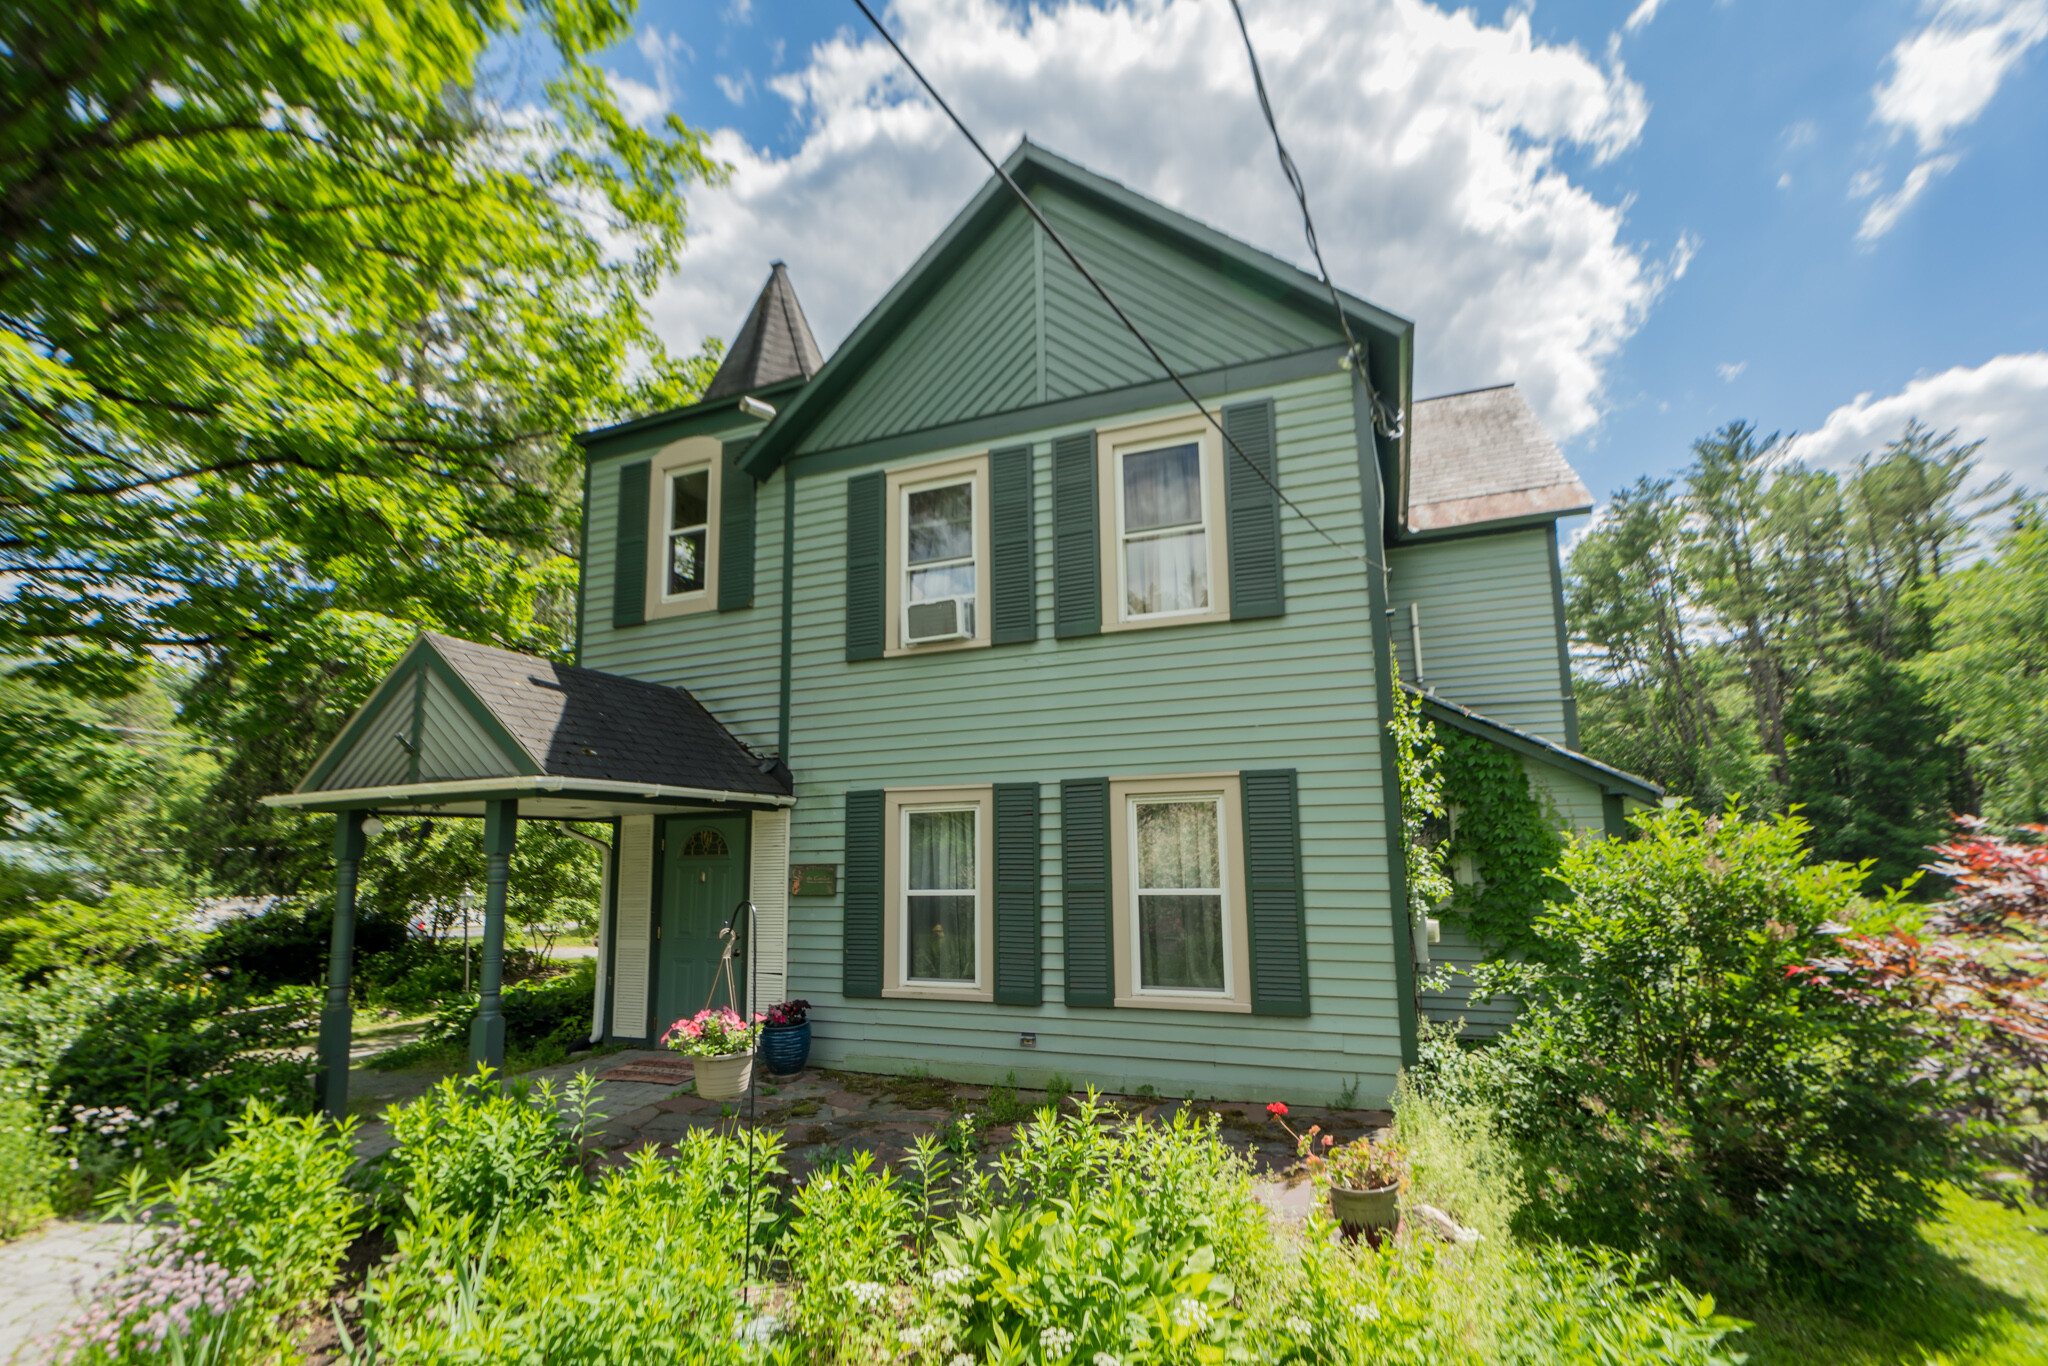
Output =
[
  {"x1": 908, "y1": 808, "x2": 976, "y2": 982},
  {"x1": 1122, "y1": 444, "x2": 1207, "y2": 616},
  {"x1": 1125, "y1": 530, "x2": 1208, "y2": 616},
  {"x1": 1135, "y1": 799, "x2": 1224, "y2": 992}
]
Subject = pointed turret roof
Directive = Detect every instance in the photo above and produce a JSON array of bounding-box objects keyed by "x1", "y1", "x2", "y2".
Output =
[{"x1": 701, "y1": 262, "x2": 825, "y2": 402}]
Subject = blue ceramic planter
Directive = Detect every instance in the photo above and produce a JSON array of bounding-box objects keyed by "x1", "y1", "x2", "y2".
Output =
[{"x1": 760, "y1": 1022, "x2": 811, "y2": 1075}]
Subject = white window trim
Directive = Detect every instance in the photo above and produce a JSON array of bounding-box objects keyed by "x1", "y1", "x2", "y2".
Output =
[
  {"x1": 1109, "y1": 772, "x2": 1251, "y2": 1012},
  {"x1": 884, "y1": 453, "x2": 992, "y2": 656},
  {"x1": 1096, "y1": 417, "x2": 1231, "y2": 631},
  {"x1": 882, "y1": 784, "x2": 995, "y2": 1001},
  {"x1": 643, "y1": 436, "x2": 723, "y2": 620}
]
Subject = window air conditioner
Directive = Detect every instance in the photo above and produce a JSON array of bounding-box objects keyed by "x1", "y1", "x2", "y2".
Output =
[{"x1": 904, "y1": 597, "x2": 970, "y2": 645}]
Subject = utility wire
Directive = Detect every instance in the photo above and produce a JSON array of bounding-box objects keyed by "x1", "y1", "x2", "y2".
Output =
[
  {"x1": 848, "y1": 0, "x2": 1379, "y2": 571},
  {"x1": 1227, "y1": 0, "x2": 1402, "y2": 442}
]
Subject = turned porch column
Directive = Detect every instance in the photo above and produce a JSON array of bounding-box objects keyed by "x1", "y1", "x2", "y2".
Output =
[
  {"x1": 318, "y1": 809, "x2": 367, "y2": 1119},
  {"x1": 469, "y1": 798, "x2": 518, "y2": 1074}
]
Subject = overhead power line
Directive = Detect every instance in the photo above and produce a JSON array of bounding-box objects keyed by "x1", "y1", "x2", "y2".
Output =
[
  {"x1": 1227, "y1": 0, "x2": 1402, "y2": 442},
  {"x1": 848, "y1": 0, "x2": 1379, "y2": 571}
]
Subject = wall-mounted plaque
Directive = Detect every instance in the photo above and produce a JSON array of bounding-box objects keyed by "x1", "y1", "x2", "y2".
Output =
[{"x1": 790, "y1": 864, "x2": 838, "y2": 897}]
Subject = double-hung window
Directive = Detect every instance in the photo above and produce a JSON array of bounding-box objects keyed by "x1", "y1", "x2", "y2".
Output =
[
  {"x1": 881, "y1": 785, "x2": 995, "y2": 1000},
  {"x1": 1131, "y1": 795, "x2": 1227, "y2": 993},
  {"x1": 1119, "y1": 442, "x2": 1209, "y2": 619},
  {"x1": 1108, "y1": 774, "x2": 1250, "y2": 1011},
  {"x1": 642, "y1": 438, "x2": 722, "y2": 618},
  {"x1": 1098, "y1": 420, "x2": 1229, "y2": 630},
  {"x1": 905, "y1": 480, "x2": 976, "y2": 643},
  {"x1": 885, "y1": 454, "x2": 991, "y2": 653},
  {"x1": 904, "y1": 805, "x2": 978, "y2": 984}
]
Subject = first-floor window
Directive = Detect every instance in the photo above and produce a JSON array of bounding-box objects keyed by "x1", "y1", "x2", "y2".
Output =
[
  {"x1": 1131, "y1": 795, "x2": 1226, "y2": 993},
  {"x1": 905, "y1": 805, "x2": 978, "y2": 984},
  {"x1": 666, "y1": 465, "x2": 710, "y2": 597}
]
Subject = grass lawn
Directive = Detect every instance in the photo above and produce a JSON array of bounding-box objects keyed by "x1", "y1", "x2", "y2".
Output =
[{"x1": 1738, "y1": 1187, "x2": 2048, "y2": 1364}]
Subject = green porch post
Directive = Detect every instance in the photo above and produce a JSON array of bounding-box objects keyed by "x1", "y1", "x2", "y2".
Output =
[
  {"x1": 319, "y1": 809, "x2": 367, "y2": 1119},
  {"x1": 470, "y1": 799, "x2": 518, "y2": 1073}
]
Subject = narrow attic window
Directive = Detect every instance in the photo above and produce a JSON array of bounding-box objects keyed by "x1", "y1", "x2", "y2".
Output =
[{"x1": 666, "y1": 467, "x2": 710, "y2": 596}]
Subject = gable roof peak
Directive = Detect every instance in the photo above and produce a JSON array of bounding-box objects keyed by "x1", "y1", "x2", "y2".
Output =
[{"x1": 702, "y1": 262, "x2": 826, "y2": 402}]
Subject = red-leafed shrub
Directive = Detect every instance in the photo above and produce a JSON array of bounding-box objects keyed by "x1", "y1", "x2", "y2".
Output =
[{"x1": 1824, "y1": 818, "x2": 2048, "y2": 1205}]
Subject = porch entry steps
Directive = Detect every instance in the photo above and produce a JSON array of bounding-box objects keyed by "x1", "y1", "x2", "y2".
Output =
[{"x1": 596, "y1": 1055, "x2": 695, "y2": 1085}]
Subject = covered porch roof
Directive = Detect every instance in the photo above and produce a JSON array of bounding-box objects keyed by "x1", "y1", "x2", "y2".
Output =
[{"x1": 263, "y1": 632, "x2": 794, "y2": 820}]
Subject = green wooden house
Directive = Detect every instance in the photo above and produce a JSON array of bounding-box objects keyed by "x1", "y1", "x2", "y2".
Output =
[{"x1": 275, "y1": 142, "x2": 1657, "y2": 1112}]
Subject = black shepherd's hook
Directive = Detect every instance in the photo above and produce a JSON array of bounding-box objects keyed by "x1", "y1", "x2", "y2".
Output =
[{"x1": 714, "y1": 899, "x2": 763, "y2": 1315}]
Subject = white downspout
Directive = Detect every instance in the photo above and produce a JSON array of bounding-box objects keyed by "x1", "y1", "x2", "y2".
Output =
[{"x1": 563, "y1": 825, "x2": 612, "y2": 1044}]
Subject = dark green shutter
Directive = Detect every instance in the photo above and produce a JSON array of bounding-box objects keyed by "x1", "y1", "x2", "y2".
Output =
[
  {"x1": 1224, "y1": 399, "x2": 1285, "y2": 620},
  {"x1": 1061, "y1": 777, "x2": 1112, "y2": 1006},
  {"x1": 845, "y1": 471, "x2": 886, "y2": 661},
  {"x1": 843, "y1": 789, "x2": 883, "y2": 998},
  {"x1": 719, "y1": 439, "x2": 756, "y2": 611},
  {"x1": 990, "y1": 444, "x2": 1037, "y2": 645},
  {"x1": 612, "y1": 460, "x2": 650, "y2": 629},
  {"x1": 994, "y1": 782, "x2": 1042, "y2": 1005},
  {"x1": 1242, "y1": 769, "x2": 1309, "y2": 1016},
  {"x1": 1052, "y1": 431, "x2": 1100, "y2": 638}
]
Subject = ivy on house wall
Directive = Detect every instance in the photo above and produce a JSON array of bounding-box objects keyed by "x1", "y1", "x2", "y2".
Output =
[
  {"x1": 1436, "y1": 725, "x2": 1569, "y2": 958},
  {"x1": 1390, "y1": 680, "x2": 1454, "y2": 934}
]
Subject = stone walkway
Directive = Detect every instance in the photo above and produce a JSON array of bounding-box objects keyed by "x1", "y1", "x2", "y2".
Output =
[{"x1": 0, "y1": 1219, "x2": 142, "y2": 1365}]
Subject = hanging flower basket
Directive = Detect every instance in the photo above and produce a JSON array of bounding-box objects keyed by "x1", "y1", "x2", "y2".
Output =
[
  {"x1": 691, "y1": 1051, "x2": 755, "y2": 1101},
  {"x1": 661, "y1": 1008, "x2": 764, "y2": 1101}
]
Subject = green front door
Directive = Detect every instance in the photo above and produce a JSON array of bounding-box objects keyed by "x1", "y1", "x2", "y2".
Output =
[{"x1": 653, "y1": 815, "x2": 749, "y2": 1035}]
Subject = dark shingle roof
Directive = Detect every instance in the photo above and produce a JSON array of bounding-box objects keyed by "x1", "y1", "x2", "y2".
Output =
[
  {"x1": 701, "y1": 263, "x2": 825, "y2": 402},
  {"x1": 425, "y1": 634, "x2": 790, "y2": 797},
  {"x1": 1406, "y1": 384, "x2": 1592, "y2": 533}
]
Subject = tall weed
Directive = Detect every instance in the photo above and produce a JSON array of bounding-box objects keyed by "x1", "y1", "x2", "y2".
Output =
[
  {"x1": 0, "y1": 1068, "x2": 51, "y2": 1239},
  {"x1": 379, "y1": 1067, "x2": 597, "y2": 1224}
]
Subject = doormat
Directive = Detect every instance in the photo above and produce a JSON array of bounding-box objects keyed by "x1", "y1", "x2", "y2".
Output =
[{"x1": 597, "y1": 1056, "x2": 693, "y2": 1084}]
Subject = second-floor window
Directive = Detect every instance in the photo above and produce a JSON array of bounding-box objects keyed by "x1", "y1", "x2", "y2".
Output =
[
  {"x1": 665, "y1": 465, "x2": 711, "y2": 598},
  {"x1": 904, "y1": 478, "x2": 976, "y2": 644},
  {"x1": 884, "y1": 452, "x2": 991, "y2": 654},
  {"x1": 1118, "y1": 441, "x2": 1209, "y2": 618}
]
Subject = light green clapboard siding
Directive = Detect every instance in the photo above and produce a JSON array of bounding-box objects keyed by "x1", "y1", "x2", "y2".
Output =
[
  {"x1": 794, "y1": 191, "x2": 1341, "y2": 459},
  {"x1": 782, "y1": 370, "x2": 1406, "y2": 1107},
  {"x1": 1420, "y1": 755, "x2": 1609, "y2": 1038},
  {"x1": 580, "y1": 420, "x2": 783, "y2": 753},
  {"x1": 1388, "y1": 528, "x2": 1570, "y2": 743}
]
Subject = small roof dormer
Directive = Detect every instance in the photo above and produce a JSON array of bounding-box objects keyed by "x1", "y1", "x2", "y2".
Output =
[{"x1": 701, "y1": 262, "x2": 825, "y2": 402}]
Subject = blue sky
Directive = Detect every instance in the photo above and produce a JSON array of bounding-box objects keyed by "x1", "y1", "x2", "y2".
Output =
[{"x1": 585, "y1": 0, "x2": 2048, "y2": 510}]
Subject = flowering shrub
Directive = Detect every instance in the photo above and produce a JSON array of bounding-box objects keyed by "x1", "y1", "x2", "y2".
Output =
[
  {"x1": 659, "y1": 1006, "x2": 762, "y2": 1058},
  {"x1": 46, "y1": 1233, "x2": 257, "y2": 1366},
  {"x1": 763, "y1": 998, "x2": 811, "y2": 1027}
]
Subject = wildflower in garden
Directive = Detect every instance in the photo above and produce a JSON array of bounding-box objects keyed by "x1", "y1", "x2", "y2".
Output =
[
  {"x1": 843, "y1": 1280, "x2": 890, "y2": 1309},
  {"x1": 931, "y1": 1265, "x2": 973, "y2": 1288},
  {"x1": 1351, "y1": 1301, "x2": 1380, "y2": 1321},
  {"x1": 1286, "y1": 1315, "x2": 1312, "y2": 1335},
  {"x1": 1092, "y1": 1354, "x2": 1121, "y2": 1366},
  {"x1": 1040, "y1": 1324, "x2": 1075, "y2": 1353},
  {"x1": 1171, "y1": 1298, "x2": 1212, "y2": 1332}
]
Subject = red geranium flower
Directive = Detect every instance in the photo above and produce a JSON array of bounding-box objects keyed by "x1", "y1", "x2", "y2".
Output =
[{"x1": 1267, "y1": 1101, "x2": 1288, "y2": 1117}]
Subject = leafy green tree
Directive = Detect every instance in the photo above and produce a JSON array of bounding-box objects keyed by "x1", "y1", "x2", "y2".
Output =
[
  {"x1": 2, "y1": 1, "x2": 725, "y2": 902},
  {"x1": 1783, "y1": 650, "x2": 1962, "y2": 889},
  {"x1": 1915, "y1": 515, "x2": 2048, "y2": 823}
]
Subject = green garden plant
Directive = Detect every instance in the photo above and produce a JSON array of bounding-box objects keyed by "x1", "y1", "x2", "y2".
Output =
[
  {"x1": 378, "y1": 1068, "x2": 599, "y2": 1225},
  {"x1": 1464, "y1": 805, "x2": 1952, "y2": 1294}
]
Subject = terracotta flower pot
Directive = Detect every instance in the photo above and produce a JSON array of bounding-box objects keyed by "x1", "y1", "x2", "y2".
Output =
[
  {"x1": 1328, "y1": 1182, "x2": 1400, "y2": 1232},
  {"x1": 693, "y1": 1051, "x2": 755, "y2": 1101}
]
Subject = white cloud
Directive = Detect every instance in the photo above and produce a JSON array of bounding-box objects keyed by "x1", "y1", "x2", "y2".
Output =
[
  {"x1": 644, "y1": 0, "x2": 1669, "y2": 439},
  {"x1": 1872, "y1": 0, "x2": 2048, "y2": 153},
  {"x1": 1856, "y1": 152, "x2": 1958, "y2": 241},
  {"x1": 637, "y1": 25, "x2": 692, "y2": 75},
  {"x1": 725, "y1": 0, "x2": 754, "y2": 24},
  {"x1": 1853, "y1": 0, "x2": 2047, "y2": 240},
  {"x1": 1777, "y1": 171, "x2": 1792, "y2": 188},
  {"x1": 606, "y1": 73, "x2": 671, "y2": 128},
  {"x1": 1784, "y1": 353, "x2": 2048, "y2": 490},
  {"x1": 1717, "y1": 361, "x2": 1745, "y2": 381},
  {"x1": 714, "y1": 71, "x2": 755, "y2": 105},
  {"x1": 1624, "y1": 0, "x2": 1668, "y2": 34}
]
